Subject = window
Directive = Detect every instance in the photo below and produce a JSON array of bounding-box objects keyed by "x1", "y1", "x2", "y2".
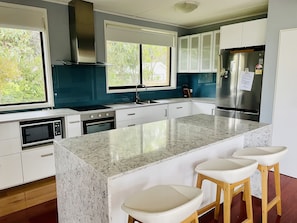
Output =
[
  {"x1": 105, "y1": 21, "x2": 177, "y2": 92},
  {"x1": 0, "y1": 3, "x2": 53, "y2": 112}
]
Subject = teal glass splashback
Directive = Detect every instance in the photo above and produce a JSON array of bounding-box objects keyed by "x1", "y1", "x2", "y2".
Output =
[{"x1": 52, "y1": 65, "x2": 203, "y2": 108}]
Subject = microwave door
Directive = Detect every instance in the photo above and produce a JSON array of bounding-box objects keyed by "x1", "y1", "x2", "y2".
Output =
[{"x1": 22, "y1": 123, "x2": 54, "y2": 146}]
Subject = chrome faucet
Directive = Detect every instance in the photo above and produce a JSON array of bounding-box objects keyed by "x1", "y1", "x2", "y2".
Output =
[{"x1": 135, "y1": 84, "x2": 146, "y2": 103}]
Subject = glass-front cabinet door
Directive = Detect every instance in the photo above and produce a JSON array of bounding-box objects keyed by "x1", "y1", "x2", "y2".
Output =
[
  {"x1": 200, "y1": 32, "x2": 213, "y2": 72},
  {"x1": 212, "y1": 31, "x2": 220, "y2": 72},
  {"x1": 178, "y1": 36, "x2": 189, "y2": 72},
  {"x1": 189, "y1": 34, "x2": 200, "y2": 72}
]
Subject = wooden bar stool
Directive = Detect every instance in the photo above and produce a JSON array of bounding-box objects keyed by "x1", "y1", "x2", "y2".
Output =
[
  {"x1": 233, "y1": 146, "x2": 288, "y2": 223},
  {"x1": 121, "y1": 184, "x2": 203, "y2": 223},
  {"x1": 195, "y1": 158, "x2": 258, "y2": 223}
]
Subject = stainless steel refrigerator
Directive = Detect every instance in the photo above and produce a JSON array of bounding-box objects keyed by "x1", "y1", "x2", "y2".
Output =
[{"x1": 215, "y1": 47, "x2": 265, "y2": 121}]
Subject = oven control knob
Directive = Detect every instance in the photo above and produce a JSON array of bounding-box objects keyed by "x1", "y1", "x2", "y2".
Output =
[
  {"x1": 90, "y1": 115, "x2": 94, "y2": 119},
  {"x1": 98, "y1": 114, "x2": 102, "y2": 118}
]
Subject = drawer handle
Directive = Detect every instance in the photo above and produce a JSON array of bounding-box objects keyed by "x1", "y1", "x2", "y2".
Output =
[
  {"x1": 69, "y1": 121, "x2": 80, "y2": 124},
  {"x1": 176, "y1": 107, "x2": 183, "y2": 109},
  {"x1": 41, "y1": 153, "x2": 54, "y2": 158},
  {"x1": 127, "y1": 113, "x2": 136, "y2": 116},
  {"x1": 128, "y1": 124, "x2": 136, "y2": 127}
]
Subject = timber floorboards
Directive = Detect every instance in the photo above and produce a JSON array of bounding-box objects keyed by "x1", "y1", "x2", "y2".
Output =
[{"x1": 0, "y1": 172, "x2": 297, "y2": 223}]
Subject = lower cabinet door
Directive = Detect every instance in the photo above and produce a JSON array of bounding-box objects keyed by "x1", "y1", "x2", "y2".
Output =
[
  {"x1": 0, "y1": 154, "x2": 23, "y2": 190},
  {"x1": 21, "y1": 144, "x2": 55, "y2": 183}
]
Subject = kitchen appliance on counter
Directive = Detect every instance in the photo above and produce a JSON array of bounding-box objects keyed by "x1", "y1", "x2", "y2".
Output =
[
  {"x1": 20, "y1": 118, "x2": 63, "y2": 148},
  {"x1": 71, "y1": 105, "x2": 115, "y2": 134},
  {"x1": 215, "y1": 46, "x2": 265, "y2": 121}
]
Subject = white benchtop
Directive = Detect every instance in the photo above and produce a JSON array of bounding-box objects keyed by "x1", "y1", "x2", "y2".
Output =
[{"x1": 0, "y1": 108, "x2": 78, "y2": 123}]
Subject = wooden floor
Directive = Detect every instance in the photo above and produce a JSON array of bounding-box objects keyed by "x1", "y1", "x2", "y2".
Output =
[{"x1": 1, "y1": 172, "x2": 297, "y2": 223}]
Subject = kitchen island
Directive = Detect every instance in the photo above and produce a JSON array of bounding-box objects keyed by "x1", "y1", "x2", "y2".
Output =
[{"x1": 54, "y1": 114, "x2": 271, "y2": 223}]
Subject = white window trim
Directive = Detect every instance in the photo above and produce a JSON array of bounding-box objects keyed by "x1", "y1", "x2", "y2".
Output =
[
  {"x1": 0, "y1": 2, "x2": 54, "y2": 112},
  {"x1": 104, "y1": 20, "x2": 177, "y2": 94}
]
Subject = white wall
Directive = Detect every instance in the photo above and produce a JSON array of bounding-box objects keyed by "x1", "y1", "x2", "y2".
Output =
[{"x1": 260, "y1": 0, "x2": 297, "y2": 123}]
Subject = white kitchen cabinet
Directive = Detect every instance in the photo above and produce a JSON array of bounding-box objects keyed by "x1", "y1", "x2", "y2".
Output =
[
  {"x1": 168, "y1": 102, "x2": 191, "y2": 119},
  {"x1": 21, "y1": 144, "x2": 55, "y2": 183},
  {"x1": 200, "y1": 32, "x2": 213, "y2": 72},
  {"x1": 220, "y1": 18, "x2": 267, "y2": 49},
  {"x1": 64, "y1": 114, "x2": 81, "y2": 138},
  {"x1": 0, "y1": 154, "x2": 23, "y2": 190},
  {"x1": 116, "y1": 104, "x2": 168, "y2": 128},
  {"x1": 212, "y1": 30, "x2": 220, "y2": 72},
  {"x1": 191, "y1": 102, "x2": 215, "y2": 115},
  {"x1": 178, "y1": 30, "x2": 219, "y2": 73},
  {"x1": 178, "y1": 36, "x2": 190, "y2": 72},
  {"x1": 0, "y1": 122, "x2": 22, "y2": 156},
  {"x1": 0, "y1": 122, "x2": 23, "y2": 189}
]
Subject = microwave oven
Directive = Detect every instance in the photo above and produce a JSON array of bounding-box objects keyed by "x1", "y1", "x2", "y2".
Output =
[{"x1": 20, "y1": 118, "x2": 62, "y2": 148}]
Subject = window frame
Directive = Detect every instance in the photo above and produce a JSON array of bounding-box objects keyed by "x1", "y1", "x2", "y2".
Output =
[
  {"x1": 104, "y1": 20, "x2": 177, "y2": 94},
  {"x1": 0, "y1": 2, "x2": 54, "y2": 112}
]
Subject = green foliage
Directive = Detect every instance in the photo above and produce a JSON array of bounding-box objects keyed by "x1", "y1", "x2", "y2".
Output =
[
  {"x1": 106, "y1": 41, "x2": 170, "y2": 88},
  {"x1": 0, "y1": 27, "x2": 46, "y2": 105}
]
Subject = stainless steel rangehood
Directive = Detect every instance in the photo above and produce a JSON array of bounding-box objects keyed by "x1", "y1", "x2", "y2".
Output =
[{"x1": 68, "y1": 0, "x2": 97, "y2": 64}]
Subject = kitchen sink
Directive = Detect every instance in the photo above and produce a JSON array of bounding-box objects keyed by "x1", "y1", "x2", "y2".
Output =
[{"x1": 135, "y1": 100, "x2": 158, "y2": 105}]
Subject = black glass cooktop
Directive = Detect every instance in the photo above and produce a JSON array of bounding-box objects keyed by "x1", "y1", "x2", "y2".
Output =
[{"x1": 71, "y1": 105, "x2": 110, "y2": 111}]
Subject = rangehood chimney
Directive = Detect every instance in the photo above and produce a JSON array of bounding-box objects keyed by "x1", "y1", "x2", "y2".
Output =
[{"x1": 68, "y1": 0, "x2": 96, "y2": 64}]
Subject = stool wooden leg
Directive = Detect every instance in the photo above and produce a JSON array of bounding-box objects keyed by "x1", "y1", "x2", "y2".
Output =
[
  {"x1": 181, "y1": 212, "x2": 199, "y2": 223},
  {"x1": 128, "y1": 215, "x2": 134, "y2": 223},
  {"x1": 223, "y1": 182, "x2": 231, "y2": 223},
  {"x1": 244, "y1": 179, "x2": 253, "y2": 222},
  {"x1": 214, "y1": 185, "x2": 221, "y2": 220},
  {"x1": 274, "y1": 163, "x2": 282, "y2": 216},
  {"x1": 259, "y1": 165, "x2": 269, "y2": 223}
]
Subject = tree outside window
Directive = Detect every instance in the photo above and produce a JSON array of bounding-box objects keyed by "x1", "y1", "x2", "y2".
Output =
[{"x1": 0, "y1": 27, "x2": 46, "y2": 105}]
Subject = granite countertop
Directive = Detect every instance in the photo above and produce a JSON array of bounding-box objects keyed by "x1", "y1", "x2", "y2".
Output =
[{"x1": 57, "y1": 114, "x2": 268, "y2": 179}]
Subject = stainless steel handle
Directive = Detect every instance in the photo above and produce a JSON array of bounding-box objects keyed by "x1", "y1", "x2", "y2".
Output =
[
  {"x1": 239, "y1": 111, "x2": 259, "y2": 115},
  {"x1": 68, "y1": 121, "x2": 80, "y2": 124},
  {"x1": 85, "y1": 120, "x2": 113, "y2": 126},
  {"x1": 41, "y1": 153, "x2": 53, "y2": 158},
  {"x1": 128, "y1": 113, "x2": 136, "y2": 116},
  {"x1": 176, "y1": 107, "x2": 183, "y2": 109},
  {"x1": 128, "y1": 124, "x2": 136, "y2": 127}
]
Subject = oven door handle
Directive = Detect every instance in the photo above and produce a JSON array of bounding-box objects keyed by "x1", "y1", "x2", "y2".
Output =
[{"x1": 85, "y1": 120, "x2": 113, "y2": 127}]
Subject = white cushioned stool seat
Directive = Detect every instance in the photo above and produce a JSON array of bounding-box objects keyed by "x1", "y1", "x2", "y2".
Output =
[
  {"x1": 232, "y1": 146, "x2": 288, "y2": 166},
  {"x1": 195, "y1": 158, "x2": 258, "y2": 184},
  {"x1": 121, "y1": 184, "x2": 203, "y2": 223}
]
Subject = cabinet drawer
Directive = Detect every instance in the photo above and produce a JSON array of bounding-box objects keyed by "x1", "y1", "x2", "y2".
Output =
[
  {"x1": 0, "y1": 154, "x2": 23, "y2": 190},
  {"x1": 116, "y1": 108, "x2": 142, "y2": 121},
  {"x1": 22, "y1": 144, "x2": 55, "y2": 183},
  {"x1": 0, "y1": 122, "x2": 20, "y2": 140},
  {"x1": 0, "y1": 138, "x2": 21, "y2": 156},
  {"x1": 168, "y1": 102, "x2": 191, "y2": 119}
]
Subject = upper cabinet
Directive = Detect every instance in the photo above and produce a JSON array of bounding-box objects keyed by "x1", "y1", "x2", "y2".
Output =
[
  {"x1": 178, "y1": 30, "x2": 220, "y2": 73},
  {"x1": 220, "y1": 18, "x2": 267, "y2": 49}
]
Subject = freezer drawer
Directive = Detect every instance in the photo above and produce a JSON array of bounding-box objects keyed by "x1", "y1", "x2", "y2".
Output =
[{"x1": 215, "y1": 108, "x2": 259, "y2": 121}]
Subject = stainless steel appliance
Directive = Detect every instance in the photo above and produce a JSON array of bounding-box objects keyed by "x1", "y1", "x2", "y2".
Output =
[
  {"x1": 20, "y1": 118, "x2": 62, "y2": 148},
  {"x1": 72, "y1": 105, "x2": 115, "y2": 134},
  {"x1": 216, "y1": 47, "x2": 265, "y2": 121}
]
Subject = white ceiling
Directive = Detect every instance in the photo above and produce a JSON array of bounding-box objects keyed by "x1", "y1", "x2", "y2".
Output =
[{"x1": 45, "y1": 0, "x2": 268, "y2": 28}]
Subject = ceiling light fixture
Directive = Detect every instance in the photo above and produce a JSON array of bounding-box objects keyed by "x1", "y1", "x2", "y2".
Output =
[{"x1": 174, "y1": 1, "x2": 199, "y2": 13}]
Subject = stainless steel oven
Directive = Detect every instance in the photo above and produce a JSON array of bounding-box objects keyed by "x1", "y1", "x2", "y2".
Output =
[{"x1": 81, "y1": 111, "x2": 115, "y2": 134}]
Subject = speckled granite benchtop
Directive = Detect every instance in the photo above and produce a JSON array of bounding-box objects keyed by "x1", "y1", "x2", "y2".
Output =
[{"x1": 55, "y1": 114, "x2": 271, "y2": 223}]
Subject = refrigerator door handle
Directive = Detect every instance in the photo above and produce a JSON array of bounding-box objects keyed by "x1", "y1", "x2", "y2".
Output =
[{"x1": 238, "y1": 111, "x2": 259, "y2": 115}]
